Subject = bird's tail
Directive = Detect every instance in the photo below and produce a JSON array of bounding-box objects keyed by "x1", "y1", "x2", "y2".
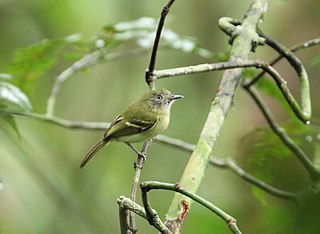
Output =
[{"x1": 80, "y1": 139, "x2": 108, "y2": 168}]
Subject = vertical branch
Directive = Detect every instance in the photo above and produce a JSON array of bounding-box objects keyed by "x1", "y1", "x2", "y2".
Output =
[
  {"x1": 119, "y1": 205, "x2": 130, "y2": 234},
  {"x1": 145, "y1": 0, "x2": 176, "y2": 89},
  {"x1": 127, "y1": 140, "x2": 153, "y2": 233},
  {"x1": 164, "y1": 0, "x2": 269, "y2": 232}
]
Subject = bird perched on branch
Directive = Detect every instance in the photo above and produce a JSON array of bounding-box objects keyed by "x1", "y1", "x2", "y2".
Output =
[{"x1": 80, "y1": 89, "x2": 183, "y2": 168}]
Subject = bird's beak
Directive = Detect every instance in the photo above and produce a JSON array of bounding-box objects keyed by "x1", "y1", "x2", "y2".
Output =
[{"x1": 171, "y1": 94, "x2": 184, "y2": 100}]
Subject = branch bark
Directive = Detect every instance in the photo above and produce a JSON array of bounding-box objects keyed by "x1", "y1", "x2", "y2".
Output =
[{"x1": 164, "y1": 0, "x2": 269, "y2": 232}]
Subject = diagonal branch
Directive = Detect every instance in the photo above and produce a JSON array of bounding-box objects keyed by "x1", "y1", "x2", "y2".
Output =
[
  {"x1": 46, "y1": 48, "x2": 148, "y2": 116},
  {"x1": 210, "y1": 158, "x2": 298, "y2": 202},
  {"x1": 248, "y1": 32, "x2": 311, "y2": 121},
  {"x1": 140, "y1": 183, "x2": 172, "y2": 234},
  {"x1": 141, "y1": 181, "x2": 242, "y2": 234},
  {"x1": 164, "y1": 0, "x2": 269, "y2": 232},
  {"x1": 244, "y1": 86, "x2": 320, "y2": 180}
]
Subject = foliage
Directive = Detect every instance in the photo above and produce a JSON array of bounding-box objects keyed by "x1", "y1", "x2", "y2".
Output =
[{"x1": 0, "y1": 17, "x2": 211, "y2": 136}]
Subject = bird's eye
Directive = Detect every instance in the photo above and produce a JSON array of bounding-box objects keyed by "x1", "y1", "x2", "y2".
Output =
[{"x1": 155, "y1": 94, "x2": 163, "y2": 100}]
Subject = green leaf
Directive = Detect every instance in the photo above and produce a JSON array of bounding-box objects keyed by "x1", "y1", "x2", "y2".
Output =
[
  {"x1": 0, "y1": 103, "x2": 19, "y2": 136},
  {"x1": 310, "y1": 54, "x2": 320, "y2": 67},
  {"x1": 252, "y1": 185, "x2": 268, "y2": 206},
  {"x1": 0, "y1": 81, "x2": 32, "y2": 112},
  {"x1": 6, "y1": 34, "x2": 87, "y2": 94},
  {"x1": 214, "y1": 51, "x2": 230, "y2": 62},
  {"x1": 7, "y1": 39, "x2": 60, "y2": 92},
  {"x1": 256, "y1": 78, "x2": 287, "y2": 107},
  {"x1": 103, "y1": 17, "x2": 213, "y2": 58},
  {"x1": 239, "y1": 119, "x2": 316, "y2": 203}
]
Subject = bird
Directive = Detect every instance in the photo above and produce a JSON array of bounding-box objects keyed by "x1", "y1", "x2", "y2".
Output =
[{"x1": 80, "y1": 89, "x2": 183, "y2": 168}]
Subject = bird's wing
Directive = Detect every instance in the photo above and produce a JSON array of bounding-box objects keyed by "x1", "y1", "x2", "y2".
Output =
[{"x1": 105, "y1": 115, "x2": 158, "y2": 139}]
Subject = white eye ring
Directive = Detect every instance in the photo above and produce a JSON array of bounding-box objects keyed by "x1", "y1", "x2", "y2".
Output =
[{"x1": 155, "y1": 94, "x2": 163, "y2": 100}]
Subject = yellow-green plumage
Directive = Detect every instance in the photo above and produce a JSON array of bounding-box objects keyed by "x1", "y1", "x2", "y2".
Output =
[{"x1": 80, "y1": 89, "x2": 183, "y2": 168}]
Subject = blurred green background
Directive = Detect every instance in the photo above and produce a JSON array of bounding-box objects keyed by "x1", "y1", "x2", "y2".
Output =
[{"x1": 1, "y1": 0, "x2": 320, "y2": 233}]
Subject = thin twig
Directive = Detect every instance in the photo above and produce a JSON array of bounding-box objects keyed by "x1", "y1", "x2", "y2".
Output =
[
  {"x1": 153, "y1": 59, "x2": 311, "y2": 123},
  {"x1": 118, "y1": 196, "x2": 171, "y2": 234},
  {"x1": 128, "y1": 140, "x2": 153, "y2": 233},
  {"x1": 244, "y1": 86, "x2": 320, "y2": 180},
  {"x1": 141, "y1": 181, "x2": 242, "y2": 234},
  {"x1": 250, "y1": 32, "x2": 312, "y2": 121},
  {"x1": 250, "y1": 37, "x2": 320, "y2": 86},
  {"x1": 154, "y1": 134, "x2": 195, "y2": 152},
  {"x1": 117, "y1": 196, "x2": 147, "y2": 219},
  {"x1": 210, "y1": 158, "x2": 298, "y2": 202},
  {"x1": 145, "y1": 0, "x2": 176, "y2": 88},
  {"x1": 46, "y1": 48, "x2": 148, "y2": 116},
  {"x1": 2, "y1": 109, "x2": 108, "y2": 130},
  {"x1": 140, "y1": 183, "x2": 172, "y2": 234}
]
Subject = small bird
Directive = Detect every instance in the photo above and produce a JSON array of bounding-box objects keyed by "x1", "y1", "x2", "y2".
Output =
[{"x1": 80, "y1": 89, "x2": 183, "y2": 168}]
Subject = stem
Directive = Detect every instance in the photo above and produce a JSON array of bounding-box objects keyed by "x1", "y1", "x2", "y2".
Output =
[
  {"x1": 46, "y1": 48, "x2": 148, "y2": 116},
  {"x1": 141, "y1": 181, "x2": 242, "y2": 234},
  {"x1": 140, "y1": 184, "x2": 172, "y2": 234},
  {"x1": 252, "y1": 32, "x2": 312, "y2": 120},
  {"x1": 128, "y1": 140, "x2": 153, "y2": 233},
  {"x1": 2, "y1": 110, "x2": 108, "y2": 130},
  {"x1": 249, "y1": 37, "x2": 320, "y2": 88},
  {"x1": 244, "y1": 86, "x2": 320, "y2": 180},
  {"x1": 210, "y1": 158, "x2": 298, "y2": 202},
  {"x1": 1, "y1": 109, "x2": 195, "y2": 152},
  {"x1": 117, "y1": 196, "x2": 147, "y2": 219},
  {"x1": 145, "y1": 0, "x2": 175, "y2": 88}
]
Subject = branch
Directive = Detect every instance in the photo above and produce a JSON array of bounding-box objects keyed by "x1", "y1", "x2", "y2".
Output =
[
  {"x1": 154, "y1": 134, "x2": 195, "y2": 152},
  {"x1": 3, "y1": 109, "x2": 196, "y2": 154},
  {"x1": 118, "y1": 196, "x2": 147, "y2": 234},
  {"x1": 249, "y1": 37, "x2": 320, "y2": 88},
  {"x1": 210, "y1": 158, "x2": 298, "y2": 202},
  {"x1": 140, "y1": 183, "x2": 173, "y2": 234},
  {"x1": 248, "y1": 32, "x2": 312, "y2": 121},
  {"x1": 145, "y1": 0, "x2": 175, "y2": 89},
  {"x1": 46, "y1": 48, "x2": 148, "y2": 116},
  {"x1": 244, "y1": 86, "x2": 320, "y2": 180},
  {"x1": 141, "y1": 181, "x2": 242, "y2": 234},
  {"x1": 118, "y1": 195, "x2": 172, "y2": 234},
  {"x1": 164, "y1": 1, "x2": 268, "y2": 230},
  {"x1": 118, "y1": 196, "x2": 147, "y2": 219},
  {"x1": 2, "y1": 110, "x2": 108, "y2": 130},
  {"x1": 153, "y1": 58, "x2": 311, "y2": 123},
  {"x1": 127, "y1": 140, "x2": 153, "y2": 233}
]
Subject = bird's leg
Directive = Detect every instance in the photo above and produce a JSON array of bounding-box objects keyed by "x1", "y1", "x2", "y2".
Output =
[{"x1": 125, "y1": 143, "x2": 147, "y2": 161}]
